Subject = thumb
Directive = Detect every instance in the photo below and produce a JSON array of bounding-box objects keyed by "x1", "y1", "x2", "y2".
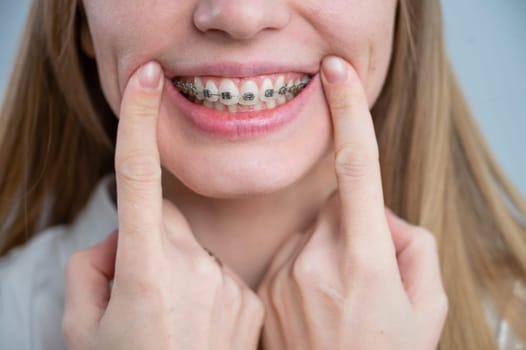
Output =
[
  {"x1": 63, "y1": 231, "x2": 118, "y2": 330},
  {"x1": 384, "y1": 207, "x2": 445, "y2": 311}
]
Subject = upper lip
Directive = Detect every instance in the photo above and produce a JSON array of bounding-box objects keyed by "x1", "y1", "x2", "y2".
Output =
[{"x1": 164, "y1": 61, "x2": 320, "y2": 79}]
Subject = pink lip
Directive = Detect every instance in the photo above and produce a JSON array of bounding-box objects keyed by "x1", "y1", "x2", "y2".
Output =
[
  {"x1": 164, "y1": 61, "x2": 319, "y2": 78},
  {"x1": 165, "y1": 72, "x2": 320, "y2": 140}
]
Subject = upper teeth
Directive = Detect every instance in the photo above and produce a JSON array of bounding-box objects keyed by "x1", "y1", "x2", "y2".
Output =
[{"x1": 173, "y1": 75, "x2": 311, "y2": 106}]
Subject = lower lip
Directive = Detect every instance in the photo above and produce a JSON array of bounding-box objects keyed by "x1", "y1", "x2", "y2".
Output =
[{"x1": 166, "y1": 73, "x2": 319, "y2": 140}]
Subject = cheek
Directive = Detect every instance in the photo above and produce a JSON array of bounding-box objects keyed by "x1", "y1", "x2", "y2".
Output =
[
  {"x1": 363, "y1": 30, "x2": 394, "y2": 107},
  {"x1": 344, "y1": 28, "x2": 394, "y2": 107},
  {"x1": 83, "y1": 2, "x2": 188, "y2": 118},
  {"x1": 309, "y1": 2, "x2": 396, "y2": 106}
]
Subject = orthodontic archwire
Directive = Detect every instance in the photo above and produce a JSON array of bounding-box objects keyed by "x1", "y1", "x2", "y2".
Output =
[{"x1": 172, "y1": 76, "x2": 312, "y2": 102}]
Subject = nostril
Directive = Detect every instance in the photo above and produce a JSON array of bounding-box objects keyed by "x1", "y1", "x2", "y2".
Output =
[{"x1": 192, "y1": 0, "x2": 289, "y2": 40}]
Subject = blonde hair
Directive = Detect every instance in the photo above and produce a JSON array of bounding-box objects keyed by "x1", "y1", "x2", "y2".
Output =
[{"x1": 1, "y1": 0, "x2": 525, "y2": 348}]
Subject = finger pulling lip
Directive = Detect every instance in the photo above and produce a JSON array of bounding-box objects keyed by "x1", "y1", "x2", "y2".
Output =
[{"x1": 165, "y1": 71, "x2": 320, "y2": 141}]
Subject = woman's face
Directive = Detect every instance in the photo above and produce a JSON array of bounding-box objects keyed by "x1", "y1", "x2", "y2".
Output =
[{"x1": 81, "y1": 0, "x2": 397, "y2": 198}]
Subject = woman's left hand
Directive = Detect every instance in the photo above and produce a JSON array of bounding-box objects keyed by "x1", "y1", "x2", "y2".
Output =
[{"x1": 256, "y1": 56, "x2": 448, "y2": 350}]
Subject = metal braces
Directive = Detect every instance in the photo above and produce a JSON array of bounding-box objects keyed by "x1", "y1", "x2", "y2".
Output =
[{"x1": 172, "y1": 77, "x2": 312, "y2": 102}]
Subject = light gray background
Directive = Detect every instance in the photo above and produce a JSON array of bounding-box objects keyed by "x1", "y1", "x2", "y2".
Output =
[{"x1": 1, "y1": 0, "x2": 525, "y2": 197}]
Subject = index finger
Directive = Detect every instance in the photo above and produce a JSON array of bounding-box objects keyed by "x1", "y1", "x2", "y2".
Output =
[
  {"x1": 320, "y1": 56, "x2": 395, "y2": 256},
  {"x1": 114, "y1": 61, "x2": 164, "y2": 246}
]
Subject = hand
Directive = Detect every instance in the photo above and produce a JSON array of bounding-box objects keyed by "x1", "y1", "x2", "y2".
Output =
[
  {"x1": 256, "y1": 56, "x2": 448, "y2": 350},
  {"x1": 62, "y1": 62, "x2": 264, "y2": 350}
]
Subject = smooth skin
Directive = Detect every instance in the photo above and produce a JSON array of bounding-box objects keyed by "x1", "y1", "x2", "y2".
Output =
[
  {"x1": 256, "y1": 57, "x2": 448, "y2": 349},
  {"x1": 62, "y1": 57, "x2": 448, "y2": 349},
  {"x1": 80, "y1": 0, "x2": 398, "y2": 291},
  {"x1": 62, "y1": 62, "x2": 265, "y2": 350}
]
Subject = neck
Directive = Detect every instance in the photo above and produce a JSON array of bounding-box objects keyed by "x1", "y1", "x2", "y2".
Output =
[{"x1": 161, "y1": 150, "x2": 337, "y2": 290}]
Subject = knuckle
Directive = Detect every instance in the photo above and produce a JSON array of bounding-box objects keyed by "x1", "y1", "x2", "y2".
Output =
[
  {"x1": 328, "y1": 88, "x2": 353, "y2": 112},
  {"x1": 291, "y1": 254, "x2": 318, "y2": 286},
  {"x1": 347, "y1": 250, "x2": 387, "y2": 283},
  {"x1": 427, "y1": 289, "x2": 449, "y2": 325},
  {"x1": 127, "y1": 96, "x2": 159, "y2": 119},
  {"x1": 245, "y1": 291, "x2": 265, "y2": 320},
  {"x1": 61, "y1": 313, "x2": 82, "y2": 347},
  {"x1": 117, "y1": 154, "x2": 161, "y2": 186},
  {"x1": 334, "y1": 144, "x2": 379, "y2": 180},
  {"x1": 119, "y1": 221, "x2": 147, "y2": 238},
  {"x1": 223, "y1": 277, "x2": 242, "y2": 306},
  {"x1": 268, "y1": 280, "x2": 282, "y2": 305},
  {"x1": 64, "y1": 251, "x2": 87, "y2": 280},
  {"x1": 415, "y1": 227, "x2": 438, "y2": 251},
  {"x1": 266, "y1": 270, "x2": 286, "y2": 305},
  {"x1": 314, "y1": 283, "x2": 345, "y2": 311},
  {"x1": 190, "y1": 255, "x2": 223, "y2": 285},
  {"x1": 437, "y1": 291, "x2": 449, "y2": 315},
  {"x1": 256, "y1": 279, "x2": 270, "y2": 300},
  {"x1": 119, "y1": 274, "x2": 167, "y2": 302}
]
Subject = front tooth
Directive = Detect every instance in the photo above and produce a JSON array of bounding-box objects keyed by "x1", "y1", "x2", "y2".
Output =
[
  {"x1": 259, "y1": 78, "x2": 275, "y2": 103},
  {"x1": 205, "y1": 81, "x2": 219, "y2": 102},
  {"x1": 294, "y1": 79, "x2": 301, "y2": 92},
  {"x1": 286, "y1": 79, "x2": 300, "y2": 101},
  {"x1": 214, "y1": 102, "x2": 225, "y2": 111},
  {"x1": 219, "y1": 79, "x2": 240, "y2": 106},
  {"x1": 274, "y1": 76, "x2": 285, "y2": 97},
  {"x1": 301, "y1": 74, "x2": 311, "y2": 86},
  {"x1": 286, "y1": 79, "x2": 296, "y2": 95},
  {"x1": 194, "y1": 77, "x2": 204, "y2": 100},
  {"x1": 204, "y1": 100, "x2": 215, "y2": 108},
  {"x1": 265, "y1": 100, "x2": 276, "y2": 109},
  {"x1": 274, "y1": 76, "x2": 286, "y2": 105},
  {"x1": 239, "y1": 80, "x2": 259, "y2": 106}
]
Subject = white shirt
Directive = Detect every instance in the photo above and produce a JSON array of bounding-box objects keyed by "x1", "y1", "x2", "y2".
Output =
[
  {"x1": 0, "y1": 174, "x2": 524, "y2": 349},
  {"x1": 0, "y1": 175, "x2": 118, "y2": 350}
]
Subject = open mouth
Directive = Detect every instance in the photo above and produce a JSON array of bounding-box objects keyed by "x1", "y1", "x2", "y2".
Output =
[{"x1": 171, "y1": 72, "x2": 313, "y2": 113}]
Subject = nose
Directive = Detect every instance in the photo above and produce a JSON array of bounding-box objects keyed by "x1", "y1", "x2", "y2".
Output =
[{"x1": 193, "y1": 0, "x2": 290, "y2": 40}]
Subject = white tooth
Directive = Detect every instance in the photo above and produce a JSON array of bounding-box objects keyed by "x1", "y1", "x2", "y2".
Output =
[
  {"x1": 259, "y1": 78, "x2": 274, "y2": 103},
  {"x1": 294, "y1": 78, "x2": 301, "y2": 90},
  {"x1": 239, "y1": 80, "x2": 259, "y2": 106},
  {"x1": 194, "y1": 77, "x2": 204, "y2": 100},
  {"x1": 227, "y1": 104, "x2": 238, "y2": 113},
  {"x1": 219, "y1": 79, "x2": 240, "y2": 106},
  {"x1": 205, "y1": 80, "x2": 219, "y2": 102},
  {"x1": 286, "y1": 79, "x2": 295, "y2": 95},
  {"x1": 276, "y1": 96, "x2": 286, "y2": 105},
  {"x1": 265, "y1": 100, "x2": 276, "y2": 109},
  {"x1": 214, "y1": 102, "x2": 225, "y2": 111},
  {"x1": 274, "y1": 76, "x2": 285, "y2": 99},
  {"x1": 286, "y1": 79, "x2": 300, "y2": 101},
  {"x1": 204, "y1": 100, "x2": 215, "y2": 108}
]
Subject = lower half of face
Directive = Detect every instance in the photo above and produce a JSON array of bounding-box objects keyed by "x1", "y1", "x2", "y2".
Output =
[{"x1": 82, "y1": 0, "x2": 396, "y2": 198}]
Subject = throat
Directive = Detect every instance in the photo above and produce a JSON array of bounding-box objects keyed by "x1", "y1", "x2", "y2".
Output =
[{"x1": 159, "y1": 152, "x2": 337, "y2": 290}]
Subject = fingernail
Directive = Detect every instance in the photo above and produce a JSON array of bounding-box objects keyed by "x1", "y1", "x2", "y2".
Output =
[
  {"x1": 137, "y1": 61, "x2": 162, "y2": 90},
  {"x1": 322, "y1": 56, "x2": 348, "y2": 83}
]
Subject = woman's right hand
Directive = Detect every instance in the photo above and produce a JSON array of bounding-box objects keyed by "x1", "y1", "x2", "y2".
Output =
[{"x1": 62, "y1": 61, "x2": 265, "y2": 350}]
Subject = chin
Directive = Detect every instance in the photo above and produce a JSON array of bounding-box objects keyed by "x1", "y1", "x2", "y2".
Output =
[
  {"x1": 160, "y1": 140, "x2": 330, "y2": 199},
  {"x1": 156, "y1": 75, "x2": 333, "y2": 199}
]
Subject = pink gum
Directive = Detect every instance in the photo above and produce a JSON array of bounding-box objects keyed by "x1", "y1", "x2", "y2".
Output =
[{"x1": 176, "y1": 72, "x2": 308, "y2": 88}]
